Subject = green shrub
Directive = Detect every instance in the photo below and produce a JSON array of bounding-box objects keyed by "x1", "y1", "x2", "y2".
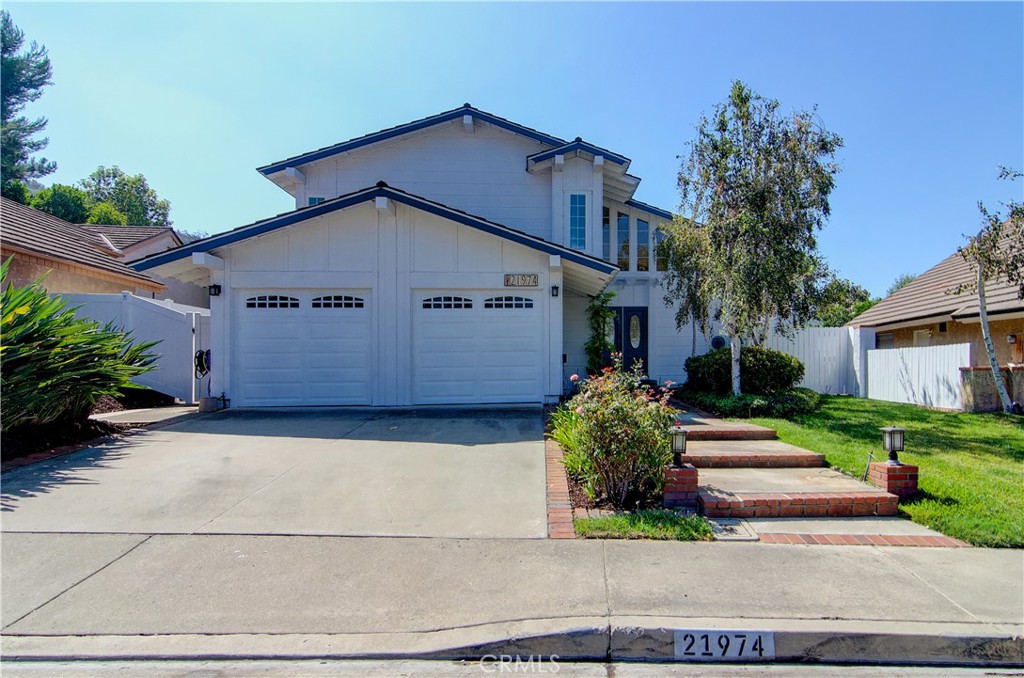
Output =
[
  {"x1": 678, "y1": 386, "x2": 821, "y2": 419},
  {"x1": 553, "y1": 356, "x2": 676, "y2": 508},
  {"x1": 684, "y1": 346, "x2": 805, "y2": 395},
  {"x1": 548, "y1": 404, "x2": 599, "y2": 499},
  {"x1": 1, "y1": 260, "x2": 158, "y2": 431}
]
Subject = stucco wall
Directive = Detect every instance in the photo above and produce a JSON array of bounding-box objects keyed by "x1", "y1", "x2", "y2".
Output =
[
  {"x1": 878, "y1": 318, "x2": 1023, "y2": 366},
  {"x1": 3, "y1": 250, "x2": 160, "y2": 297},
  {"x1": 961, "y1": 367, "x2": 1024, "y2": 412}
]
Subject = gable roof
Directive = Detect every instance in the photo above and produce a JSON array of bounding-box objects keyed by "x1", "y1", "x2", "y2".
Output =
[
  {"x1": 81, "y1": 225, "x2": 182, "y2": 250},
  {"x1": 527, "y1": 138, "x2": 630, "y2": 167},
  {"x1": 0, "y1": 197, "x2": 161, "y2": 289},
  {"x1": 849, "y1": 235, "x2": 1023, "y2": 328},
  {"x1": 131, "y1": 182, "x2": 619, "y2": 276},
  {"x1": 257, "y1": 104, "x2": 569, "y2": 176}
]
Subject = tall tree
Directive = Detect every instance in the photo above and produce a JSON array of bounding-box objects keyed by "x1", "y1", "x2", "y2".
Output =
[
  {"x1": 30, "y1": 184, "x2": 91, "y2": 223},
  {"x1": 886, "y1": 272, "x2": 917, "y2": 297},
  {"x1": 1, "y1": 10, "x2": 55, "y2": 199},
  {"x1": 816, "y1": 276, "x2": 877, "y2": 327},
  {"x1": 79, "y1": 166, "x2": 172, "y2": 227},
  {"x1": 664, "y1": 81, "x2": 842, "y2": 394},
  {"x1": 953, "y1": 167, "x2": 1024, "y2": 413}
]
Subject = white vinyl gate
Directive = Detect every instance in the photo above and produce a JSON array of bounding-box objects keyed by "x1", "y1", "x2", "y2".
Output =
[{"x1": 763, "y1": 327, "x2": 855, "y2": 395}]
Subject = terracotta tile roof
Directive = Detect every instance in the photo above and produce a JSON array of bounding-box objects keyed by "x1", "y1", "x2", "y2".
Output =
[
  {"x1": 0, "y1": 197, "x2": 161, "y2": 288},
  {"x1": 81, "y1": 225, "x2": 180, "y2": 250},
  {"x1": 849, "y1": 236, "x2": 1023, "y2": 328}
]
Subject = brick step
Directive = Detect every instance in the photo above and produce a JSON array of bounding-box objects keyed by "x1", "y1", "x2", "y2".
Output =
[
  {"x1": 684, "y1": 428, "x2": 777, "y2": 442},
  {"x1": 684, "y1": 440, "x2": 825, "y2": 468},
  {"x1": 699, "y1": 489, "x2": 899, "y2": 518}
]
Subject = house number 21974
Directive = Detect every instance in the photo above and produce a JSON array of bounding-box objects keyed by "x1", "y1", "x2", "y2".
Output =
[
  {"x1": 673, "y1": 630, "x2": 775, "y2": 661},
  {"x1": 504, "y1": 273, "x2": 539, "y2": 287}
]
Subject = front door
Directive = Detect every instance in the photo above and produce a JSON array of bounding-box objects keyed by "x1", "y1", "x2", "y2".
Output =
[{"x1": 612, "y1": 307, "x2": 649, "y2": 374}]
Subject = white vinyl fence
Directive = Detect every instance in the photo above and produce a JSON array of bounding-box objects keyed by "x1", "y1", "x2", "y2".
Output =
[
  {"x1": 866, "y1": 343, "x2": 971, "y2": 410},
  {"x1": 63, "y1": 293, "x2": 211, "y2": 404},
  {"x1": 764, "y1": 327, "x2": 855, "y2": 395}
]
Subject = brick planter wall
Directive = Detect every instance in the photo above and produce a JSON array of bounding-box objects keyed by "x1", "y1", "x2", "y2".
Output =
[
  {"x1": 664, "y1": 464, "x2": 699, "y2": 508},
  {"x1": 868, "y1": 462, "x2": 919, "y2": 499}
]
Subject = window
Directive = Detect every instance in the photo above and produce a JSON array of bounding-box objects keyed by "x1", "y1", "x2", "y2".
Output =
[
  {"x1": 636, "y1": 219, "x2": 649, "y2": 272},
  {"x1": 308, "y1": 196, "x2": 325, "y2": 206},
  {"x1": 484, "y1": 296, "x2": 534, "y2": 309},
  {"x1": 602, "y1": 207, "x2": 611, "y2": 262},
  {"x1": 617, "y1": 212, "x2": 630, "y2": 270},
  {"x1": 655, "y1": 227, "x2": 668, "y2": 271},
  {"x1": 876, "y1": 333, "x2": 895, "y2": 350},
  {"x1": 569, "y1": 194, "x2": 586, "y2": 249},
  {"x1": 246, "y1": 295, "x2": 299, "y2": 309},
  {"x1": 312, "y1": 295, "x2": 365, "y2": 308},
  {"x1": 422, "y1": 296, "x2": 473, "y2": 309}
]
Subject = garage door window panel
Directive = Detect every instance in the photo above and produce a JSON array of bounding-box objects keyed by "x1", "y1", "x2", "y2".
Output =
[
  {"x1": 484, "y1": 296, "x2": 535, "y2": 309},
  {"x1": 246, "y1": 295, "x2": 300, "y2": 309},
  {"x1": 312, "y1": 295, "x2": 365, "y2": 309},
  {"x1": 422, "y1": 296, "x2": 473, "y2": 309}
]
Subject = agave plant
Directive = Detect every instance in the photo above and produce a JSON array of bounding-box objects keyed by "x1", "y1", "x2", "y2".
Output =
[{"x1": 1, "y1": 259, "x2": 159, "y2": 431}]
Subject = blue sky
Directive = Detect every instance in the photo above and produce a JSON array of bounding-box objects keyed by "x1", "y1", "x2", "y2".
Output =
[{"x1": 8, "y1": 2, "x2": 1023, "y2": 297}]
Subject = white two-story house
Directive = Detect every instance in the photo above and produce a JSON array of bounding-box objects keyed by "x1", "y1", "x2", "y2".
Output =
[{"x1": 133, "y1": 105, "x2": 708, "y2": 407}]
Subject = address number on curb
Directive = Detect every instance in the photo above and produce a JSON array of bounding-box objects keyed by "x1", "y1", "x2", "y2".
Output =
[{"x1": 673, "y1": 630, "x2": 775, "y2": 661}]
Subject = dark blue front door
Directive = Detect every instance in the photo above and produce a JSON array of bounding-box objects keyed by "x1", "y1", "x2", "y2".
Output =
[{"x1": 612, "y1": 307, "x2": 648, "y2": 374}]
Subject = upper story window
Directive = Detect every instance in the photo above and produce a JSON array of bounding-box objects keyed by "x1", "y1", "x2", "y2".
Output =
[
  {"x1": 569, "y1": 194, "x2": 587, "y2": 249},
  {"x1": 602, "y1": 207, "x2": 611, "y2": 263},
  {"x1": 636, "y1": 219, "x2": 650, "y2": 272},
  {"x1": 655, "y1": 227, "x2": 668, "y2": 272},
  {"x1": 617, "y1": 212, "x2": 630, "y2": 270},
  {"x1": 308, "y1": 196, "x2": 326, "y2": 206}
]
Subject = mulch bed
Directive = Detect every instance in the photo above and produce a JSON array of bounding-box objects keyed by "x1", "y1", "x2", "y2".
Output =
[
  {"x1": 1, "y1": 419, "x2": 131, "y2": 463},
  {"x1": 1, "y1": 390, "x2": 173, "y2": 464}
]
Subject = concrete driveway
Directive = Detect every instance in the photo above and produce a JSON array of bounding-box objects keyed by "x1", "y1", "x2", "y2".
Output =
[{"x1": 0, "y1": 408, "x2": 547, "y2": 539}]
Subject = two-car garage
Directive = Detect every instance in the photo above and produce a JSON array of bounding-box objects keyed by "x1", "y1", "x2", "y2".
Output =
[
  {"x1": 135, "y1": 184, "x2": 617, "y2": 409},
  {"x1": 234, "y1": 287, "x2": 545, "y2": 407}
]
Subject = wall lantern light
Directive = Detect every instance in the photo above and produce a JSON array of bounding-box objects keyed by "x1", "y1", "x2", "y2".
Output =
[
  {"x1": 671, "y1": 425, "x2": 688, "y2": 467},
  {"x1": 208, "y1": 284, "x2": 222, "y2": 297},
  {"x1": 881, "y1": 426, "x2": 905, "y2": 465},
  {"x1": 551, "y1": 285, "x2": 559, "y2": 297}
]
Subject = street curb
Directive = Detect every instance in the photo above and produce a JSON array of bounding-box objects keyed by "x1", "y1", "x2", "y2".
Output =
[{"x1": 4, "y1": 617, "x2": 1021, "y2": 667}]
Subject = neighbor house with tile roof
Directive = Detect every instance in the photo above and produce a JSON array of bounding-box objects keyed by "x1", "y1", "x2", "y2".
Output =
[
  {"x1": 1, "y1": 197, "x2": 162, "y2": 296},
  {"x1": 849, "y1": 236, "x2": 1023, "y2": 367}
]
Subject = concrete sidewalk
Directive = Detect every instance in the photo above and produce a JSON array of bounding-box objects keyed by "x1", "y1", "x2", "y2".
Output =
[{"x1": 3, "y1": 533, "x2": 1021, "y2": 665}]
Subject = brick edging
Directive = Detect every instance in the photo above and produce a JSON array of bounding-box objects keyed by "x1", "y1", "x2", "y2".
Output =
[
  {"x1": 544, "y1": 439, "x2": 575, "y2": 539},
  {"x1": 759, "y1": 533, "x2": 970, "y2": 547}
]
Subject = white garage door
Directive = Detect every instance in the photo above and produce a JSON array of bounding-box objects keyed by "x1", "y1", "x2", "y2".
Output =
[
  {"x1": 235, "y1": 290, "x2": 372, "y2": 406},
  {"x1": 413, "y1": 291, "x2": 544, "y2": 405}
]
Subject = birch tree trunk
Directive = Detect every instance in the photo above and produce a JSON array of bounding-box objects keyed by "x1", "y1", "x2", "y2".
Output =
[
  {"x1": 977, "y1": 264, "x2": 1012, "y2": 412},
  {"x1": 730, "y1": 334, "x2": 742, "y2": 395}
]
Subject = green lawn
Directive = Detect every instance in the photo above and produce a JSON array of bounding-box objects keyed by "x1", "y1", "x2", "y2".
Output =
[
  {"x1": 745, "y1": 396, "x2": 1024, "y2": 548},
  {"x1": 574, "y1": 509, "x2": 714, "y2": 540}
]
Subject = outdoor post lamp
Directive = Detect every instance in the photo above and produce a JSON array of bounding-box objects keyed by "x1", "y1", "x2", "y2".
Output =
[
  {"x1": 671, "y1": 425, "x2": 688, "y2": 467},
  {"x1": 881, "y1": 426, "x2": 906, "y2": 465}
]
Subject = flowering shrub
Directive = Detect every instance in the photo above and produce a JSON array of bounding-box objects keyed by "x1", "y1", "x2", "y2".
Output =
[{"x1": 555, "y1": 355, "x2": 677, "y2": 508}]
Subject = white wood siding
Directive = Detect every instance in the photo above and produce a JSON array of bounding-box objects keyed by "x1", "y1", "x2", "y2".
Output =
[
  {"x1": 867, "y1": 343, "x2": 972, "y2": 410},
  {"x1": 299, "y1": 123, "x2": 554, "y2": 240}
]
